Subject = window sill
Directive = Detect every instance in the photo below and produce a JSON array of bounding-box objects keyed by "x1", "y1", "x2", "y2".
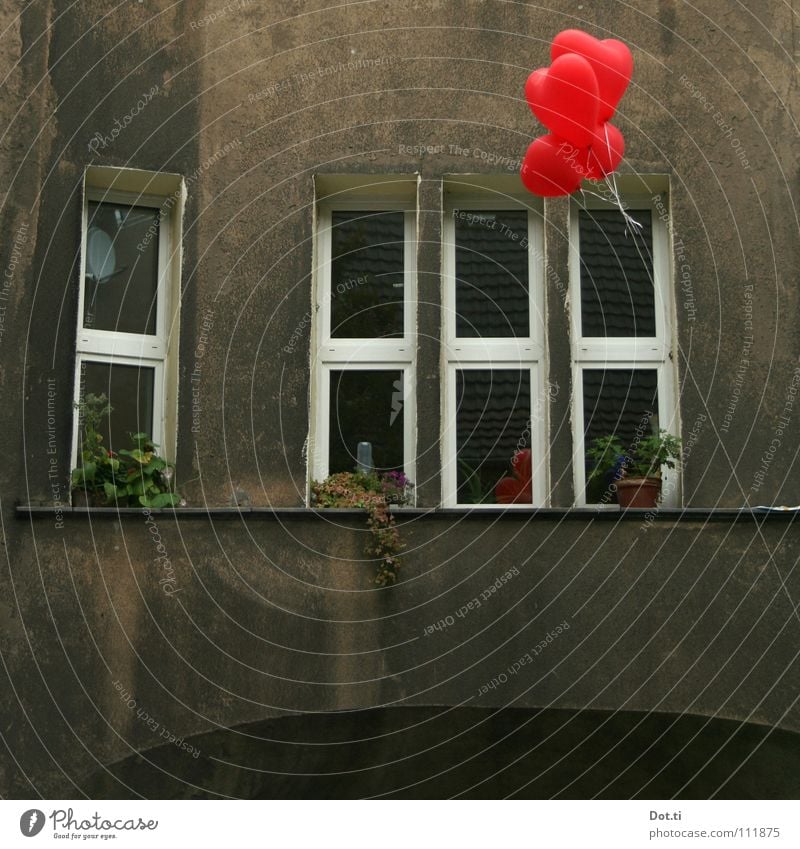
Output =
[{"x1": 14, "y1": 503, "x2": 800, "y2": 522}]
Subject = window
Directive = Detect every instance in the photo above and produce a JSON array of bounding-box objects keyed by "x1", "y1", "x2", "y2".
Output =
[
  {"x1": 570, "y1": 192, "x2": 678, "y2": 506},
  {"x1": 310, "y1": 177, "x2": 417, "y2": 488},
  {"x1": 442, "y1": 185, "x2": 547, "y2": 507},
  {"x1": 72, "y1": 167, "x2": 184, "y2": 474}
]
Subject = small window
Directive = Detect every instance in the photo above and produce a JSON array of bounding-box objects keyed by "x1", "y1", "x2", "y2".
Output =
[
  {"x1": 84, "y1": 201, "x2": 161, "y2": 335},
  {"x1": 578, "y1": 208, "x2": 656, "y2": 338},
  {"x1": 80, "y1": 361, "x2": 156, "y2": 452},
  {"x1": 454, "y1": 209, "x2": 530, "y2": 338},
  {"x1": 72, "y1": 167, "x2": 183, "y2": 478},
  {"x1": 329, "y1": 210, "x2": 405, "y2": 339},
  {"x1": 328, "y1": 369, "x2": 405, "y2": 474},
  {"x1": 582, "y1": 368, "x2": 659, "y2": 503},
  {"x1": 455, "y1": 368, "x2": 532, "y2": 504}
]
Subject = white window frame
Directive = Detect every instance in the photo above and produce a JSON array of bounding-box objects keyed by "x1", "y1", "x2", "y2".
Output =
[
  {"x1": 569, "y1": 191, "x2": 680, "y2": 507},
  {"x1": 441, "y1": 193, "x2": 547, "y2": 508},
  {"x1": 71, "y1": 169, "x2": 183, "y2": 478},
  {"x1": 309, "y1": 199, "x2": 417, "y2": 492}
]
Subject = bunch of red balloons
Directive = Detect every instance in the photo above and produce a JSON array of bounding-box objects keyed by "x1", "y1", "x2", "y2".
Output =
[{"x1": 520, "y1": 29, "x2": 633, "y2": 197}]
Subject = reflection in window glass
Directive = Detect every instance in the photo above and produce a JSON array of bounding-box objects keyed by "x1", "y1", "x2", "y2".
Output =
[
  {"x1": 329, "y1": 370, "x2": 404, "y2": 474},
  {"x1": 583, "y1": 368, "x2": 659, "y2": 503},
  {"x1": 80, "y1": 361, "x2": 155, "y2": 452},
  {"x1": 330, "y1": 211, "x2": 404, "y2": 338},
  {"x1": 579, "y1": 209, "x2": 655, "y2": 337},
  {"x1": 454, "y1": 210, "x2": 529, "y2": 338},
  {"x1": 456, "y1": 369, "x2": 531, "y2": 504},
  {"x1": 84, "y1": 201, "x2": 160, "y2": 335}
]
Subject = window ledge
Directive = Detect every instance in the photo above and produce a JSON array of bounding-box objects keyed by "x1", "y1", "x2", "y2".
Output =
[{"x1": 14, "y1": 504, "x2": 800, "y2": 522}]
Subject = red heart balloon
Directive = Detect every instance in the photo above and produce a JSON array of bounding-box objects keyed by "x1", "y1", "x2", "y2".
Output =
[
  {"x1": 581, "y1": 122, "x2": 625, "y2": 179},
  {"x1": 524, "y1": 67, "x2": 547, "y2": 116},
  {"x1": 520, "y1": 135, "x2": 587, "y2": 197},
  {"x1": 551, "y1": 29, "x2": 633, "y2": 121},
  {"x1": 525, "y1": 54, "x2": 600, "y2": 148}
]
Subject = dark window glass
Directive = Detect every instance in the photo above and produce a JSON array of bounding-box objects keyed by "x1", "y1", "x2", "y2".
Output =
[
  {"x1": 583, "y1": 368, "x2": 659, "y2": 503},
  {"x1": 579, "y1": 209, "x2": 655, "y2": 337},
  {"x1": 456, "y1": 369, "x2": 531, "y2": 504},
  {"x1": 80, "y1": 361, "x2": 155, "y2": 452},
  {"x1": 84, "y1": 201, "x2": 160, "y2": 335},
  {"x1": 330, "y1": 211, "x2": 404, "y2": 338},
  {"x1": 329, "y1": 370, "x2": 404, "y2": 474},
  {"x1": 454, "y1": 210, "x2": 529, "y2": 338}
]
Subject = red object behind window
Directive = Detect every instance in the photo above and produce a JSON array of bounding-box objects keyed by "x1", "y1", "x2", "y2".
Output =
[{"x1": 495, "y1": 449, "x2": 533, "y2": 504}]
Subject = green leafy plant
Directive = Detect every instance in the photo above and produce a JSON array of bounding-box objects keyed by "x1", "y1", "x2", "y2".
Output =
[
  {"x1": 585, "y1": 434, "x2": 626, "y2": 485},
  {"x1": 457, "y1": 459, "x2": 496, "y2": 504},
  {"x1": 586, "y1": 430, "x2": 682, "y2": 483},
  {"x1": 310, "y1": 470, "x2": 413, "y2": 585},
  {"x1": 71, "y1": 393, "x2": 181, "y2": 508},
  {"x1": 70, "y1": 392, "x2": 116, "y2": 497},
  {"x1": 625, "y1": 430, "x2": 682, "y2": 479}
]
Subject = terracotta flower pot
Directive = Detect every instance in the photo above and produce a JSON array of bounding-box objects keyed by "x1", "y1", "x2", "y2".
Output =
[{"x1": 615, "y1": 476, "x2": 661, "y2": 509}]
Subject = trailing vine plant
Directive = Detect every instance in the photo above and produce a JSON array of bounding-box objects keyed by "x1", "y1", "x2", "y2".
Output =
[{"x1": 310, "y1": 471, "x2": 413, "y2": 586}]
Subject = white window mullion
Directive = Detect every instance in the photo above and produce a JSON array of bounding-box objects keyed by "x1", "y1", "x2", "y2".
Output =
[{"x1": 76, "y1": 330, "x2": 166, "y2": 360}]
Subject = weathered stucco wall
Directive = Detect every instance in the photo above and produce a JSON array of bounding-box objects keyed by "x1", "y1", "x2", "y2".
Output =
[
  {"x1": 1, "y1": 0, "x2": 799, "y2": 797},
  {"x1": 4, "y1": 510, "x2": 799, "y2": 796}
]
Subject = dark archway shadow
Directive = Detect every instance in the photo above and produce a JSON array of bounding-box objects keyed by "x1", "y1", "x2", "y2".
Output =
[{"x1": 84, "y1": 707, "x2": 800, "y2": 799}]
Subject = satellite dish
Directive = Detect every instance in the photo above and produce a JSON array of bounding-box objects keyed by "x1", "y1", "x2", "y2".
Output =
[{"x1": 86, "y1": 226, "x2": 116, "y2": 283}]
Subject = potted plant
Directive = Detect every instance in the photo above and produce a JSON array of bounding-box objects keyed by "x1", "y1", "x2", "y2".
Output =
[
  {"x1": 586, "y1": 430, "x2": 681, "y2": 508},
  {"x1": 310, "y1": 470, "x2": 413, "y2": 585},
  {"x1": 71, "y1": 393, "x2": 181, "y2": 508}
]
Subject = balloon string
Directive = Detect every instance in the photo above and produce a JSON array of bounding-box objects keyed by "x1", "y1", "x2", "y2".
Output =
[
  {"x1": 609, "y1": 171, "x2": 643, "y2": 237},
  {"x1": 605, "y1": 124, "x2": 642, "y2": 237},
  {"x1": 580, "y1": 125, "x2": 642, "y2": 238}
]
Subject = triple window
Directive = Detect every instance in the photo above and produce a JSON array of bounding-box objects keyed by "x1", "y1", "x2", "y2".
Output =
[{"x1": 311, "y1": 178, "x2": 678, "y2": 507}]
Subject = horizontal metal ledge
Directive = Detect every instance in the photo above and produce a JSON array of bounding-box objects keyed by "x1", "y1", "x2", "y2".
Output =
[{"x1": 14, "y1": 504, "x2": 800, "y2": 522}]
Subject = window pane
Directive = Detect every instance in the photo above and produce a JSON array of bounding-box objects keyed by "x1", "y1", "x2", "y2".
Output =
[
  {"x1": 330, "y1": 211, "x2": 404, "y2": 338},
  {"x1": 329, "y1": 370, "x2": 404, "y2": 473},
  {"x1": 579, "y1": 209, "x2": 655, "y2": 337},
  {"x1": 84, "y1": 201, "x2": 160, "y2": 335},
  {"x1": 454, "y1": 210, "x2": 529, "y2": 338},
  {"x1": 583, "y1": 368, "x2": 659, "y2": 503},
  {"x1": 80, "y1": 361, "x2": 155, "y2": 452},
  {"x1": 456, "y1": 369, "x2": 531, "y2": 504}
]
